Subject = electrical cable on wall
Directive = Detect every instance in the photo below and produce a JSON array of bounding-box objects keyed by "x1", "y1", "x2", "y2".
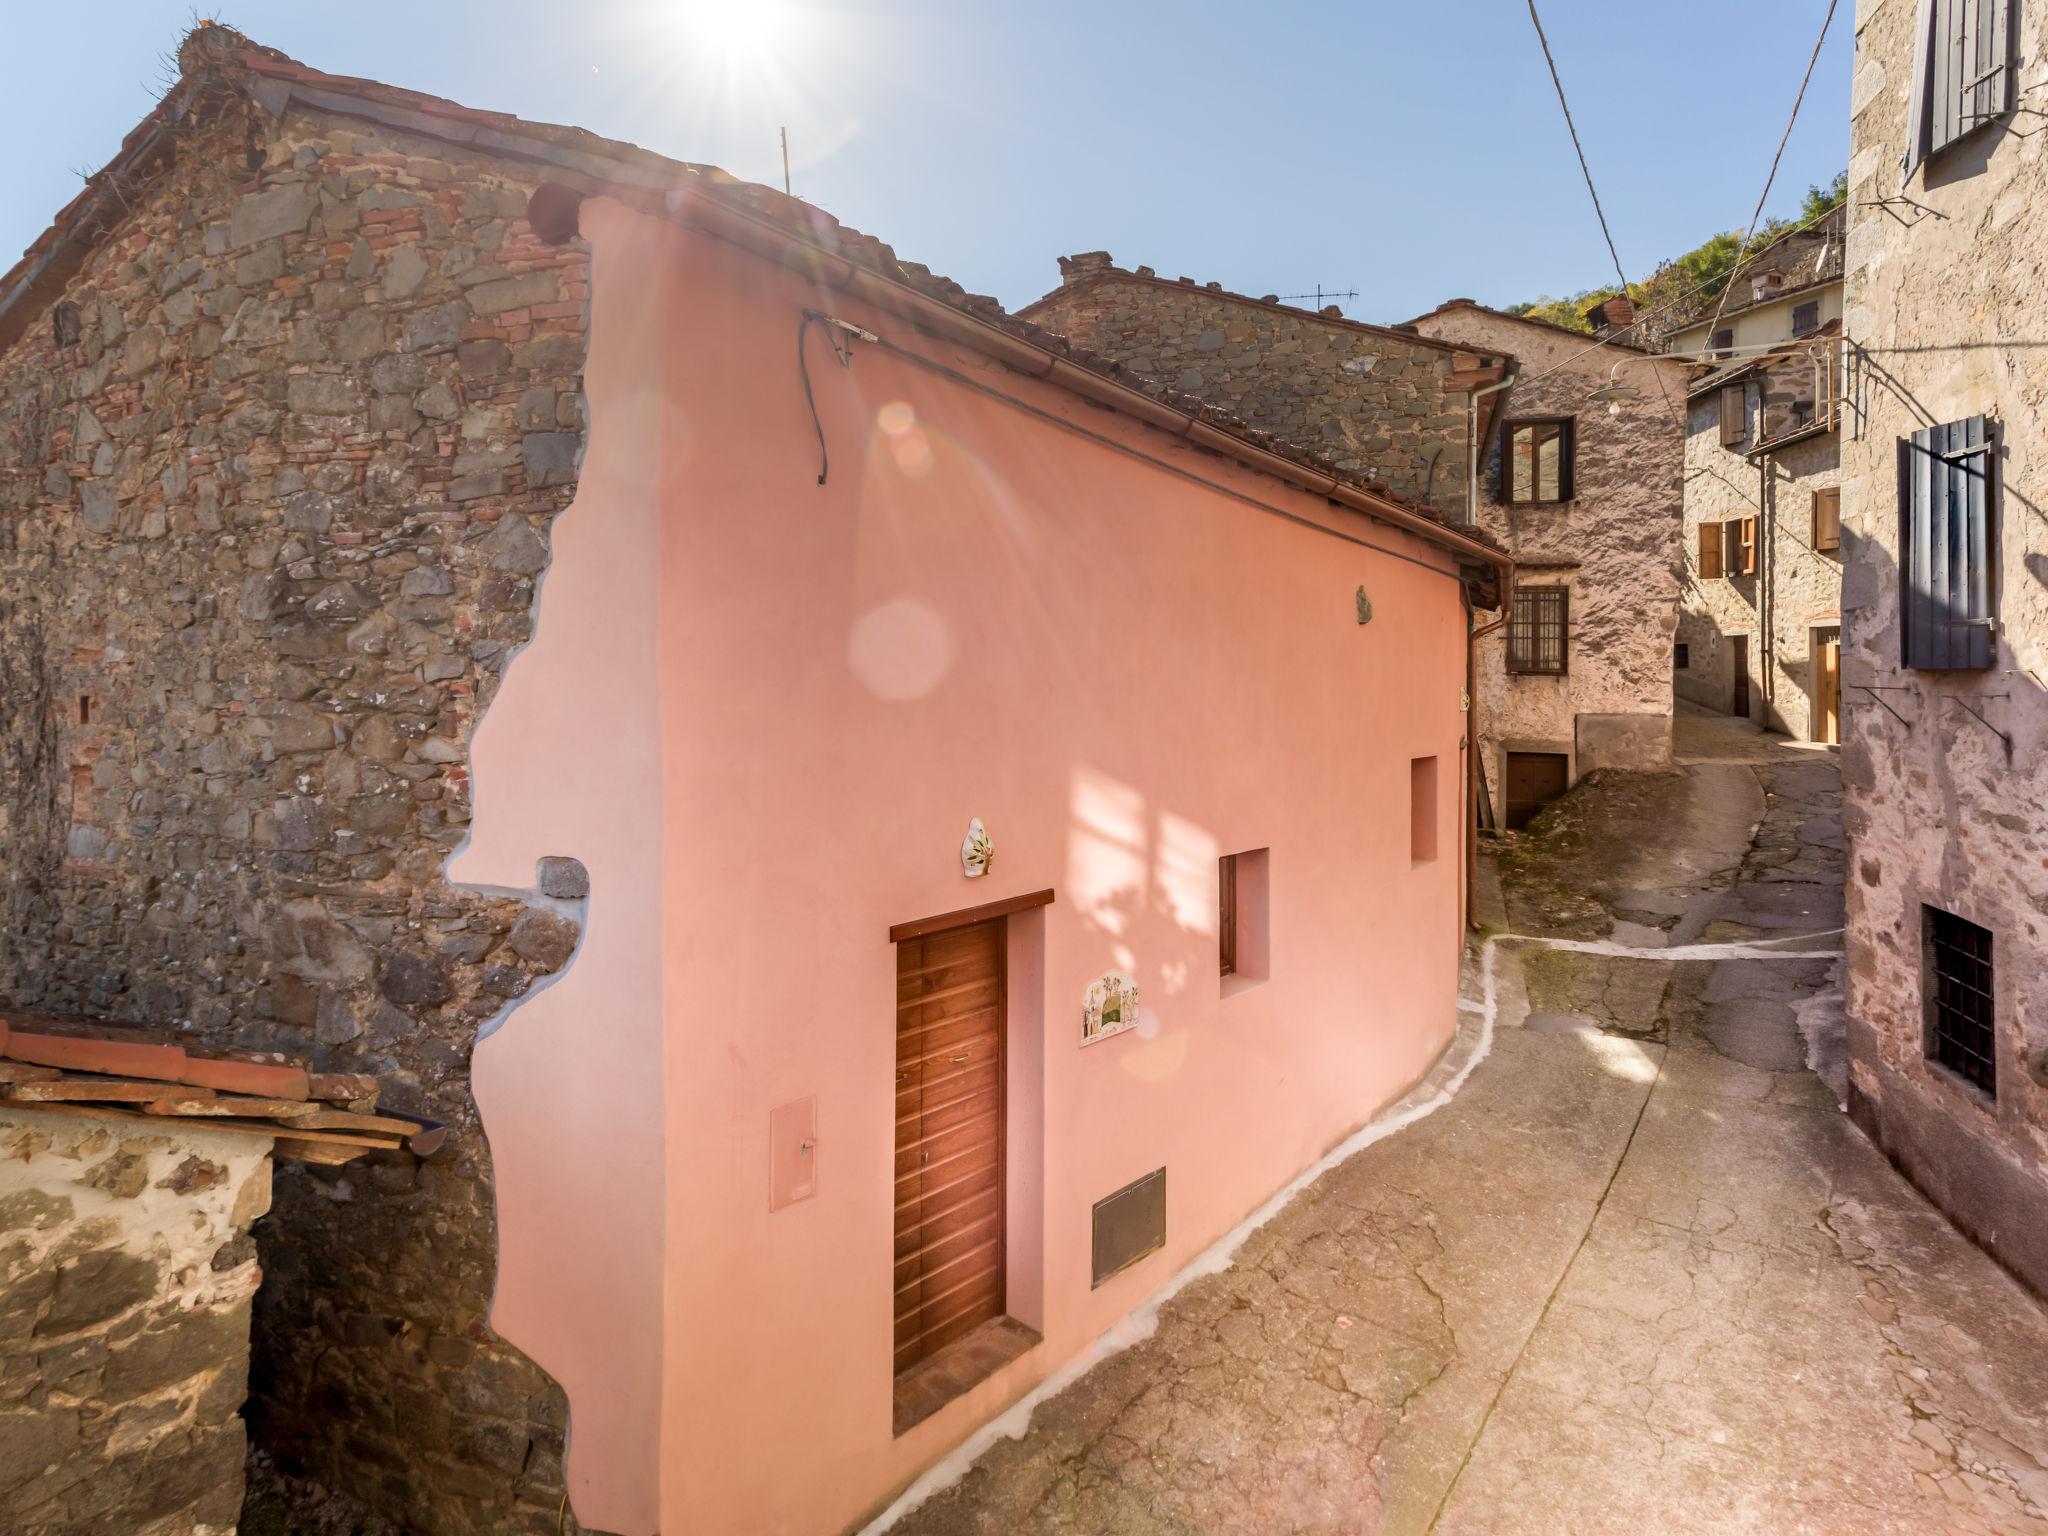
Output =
[{"x1": 797, "y1": 309, "x2": 876, "y2": 485}]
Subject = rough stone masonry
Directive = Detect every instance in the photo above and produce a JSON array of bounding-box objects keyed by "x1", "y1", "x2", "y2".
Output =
[
  {"x1": 0, "y1": 1107, "x2": 272, "y2": 1535},
  {"x1": 0, "y1": 30, "x2": 595, "y2": 1535}
]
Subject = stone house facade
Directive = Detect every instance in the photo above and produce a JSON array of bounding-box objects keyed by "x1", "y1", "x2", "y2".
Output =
[
  {"x1": 1841, "y1": 0, "x2": 2048, "y2": 1297},
  {"x1": 1664, "y1": 207, "x2": 1846, "y2": 361},
  {"x1": 1674, "y1": 312, "x2": 1848, "y2": 744},
  {"x1": 1021, "y1": 254, "x2": 1506, "y2": 517},
  {"x1": 0, "y1": 26, "x2": 599, "y2": 1536},
  {"x1": 1407, "y1": 301, "x2": 1689, "y2": 825},
  {"x1": 0, "y1": 1106, "x2": 272, "y2": 1536}
]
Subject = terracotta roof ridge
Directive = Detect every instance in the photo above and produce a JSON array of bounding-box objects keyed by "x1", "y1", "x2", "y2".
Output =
[{"x1": 1402, "y1": 296, "x2": 1657, "y2": 354}]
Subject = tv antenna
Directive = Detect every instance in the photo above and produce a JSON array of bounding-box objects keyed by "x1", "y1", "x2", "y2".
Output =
[{"x1": 1276, "y1": 285, "x2": 1359, "y2": 309}]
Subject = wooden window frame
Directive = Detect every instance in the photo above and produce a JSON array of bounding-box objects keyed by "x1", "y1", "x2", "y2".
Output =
[
  {"x1": 1218, "y1": 854, "x2": 1238, "y2": 977},
  {"x1": 1499, "y1": 417, "x2": 1575, "y2": 507},
  {"x1": 1735, "y1": 516, "x2": 1758, "y2": 575},
  {"x1": 1506, "y1": 585, "x2": 1569, "y2": 676},
  {"x1": 1709, "y1": 327, "x2": 1734, "y2": 359},
  {"x1": 1812, "y1": 486, "x2": 1842, "y2": 552}
]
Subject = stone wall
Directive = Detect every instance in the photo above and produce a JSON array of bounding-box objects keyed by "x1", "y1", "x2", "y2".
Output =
[
  {"x1": 1840, "y1": 0, "x2": 2048, "y2": 1295},
  {"x1": 0, "y1": 1107, "x2": 270, "y2": 1535},
  {"x1": 1675, "y1": 352, "x2": 1845, "y2": 742},
  {"x1": 1022, "y1": 259, "x2": 1495, "y2": 513},
  {"x1": 1407, "y1": 306, "x2": 1686, "y2": 799},
  {"x1": 0, "y1": 72, "x2": 597, "y2": 1534}
]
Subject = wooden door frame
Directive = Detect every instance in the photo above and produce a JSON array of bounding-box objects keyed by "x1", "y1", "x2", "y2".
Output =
[{"x1": 1730, "y1": 633, "x2": 1752, "y2": 718}]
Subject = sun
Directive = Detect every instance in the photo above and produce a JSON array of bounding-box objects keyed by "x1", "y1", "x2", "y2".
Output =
[{"x1": 675, "y1": 0, "x2": 785, "y2": 63}]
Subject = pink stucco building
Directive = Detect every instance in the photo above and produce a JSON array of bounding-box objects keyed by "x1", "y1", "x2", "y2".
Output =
[{"x1": 455, "y1": 172, "x2": 1510, "y2": 1531}]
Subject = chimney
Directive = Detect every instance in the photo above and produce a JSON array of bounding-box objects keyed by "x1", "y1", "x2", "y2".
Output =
[
  {"x1": 1750, "y1": 268, "x2": 1786, "y2": 303},
  {"x1": 1586, "y1": 293, "x2": 1635, "y2": 338},
  {"x1": 1056, "y1": 251, "x2": 1115, "y2": 287}
]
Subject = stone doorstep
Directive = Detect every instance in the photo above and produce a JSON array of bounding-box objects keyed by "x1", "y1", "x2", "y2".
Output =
[{"x1": 892, "y1": 1316, "x2": 1042, "y2": 1438}]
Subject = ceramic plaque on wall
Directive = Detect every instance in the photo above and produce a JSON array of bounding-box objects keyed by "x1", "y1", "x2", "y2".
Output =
[{"x1": 1081, "y1": 972, "x2": 1139, "y2": 1046}]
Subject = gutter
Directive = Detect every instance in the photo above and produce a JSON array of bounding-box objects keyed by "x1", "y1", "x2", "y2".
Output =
[
  {"x1": 533, "y1": 179, "x2": 1514, "y2": 581},
  {"x1": 1465, "y1": 367, "x2": 1520, "y2": 526}
]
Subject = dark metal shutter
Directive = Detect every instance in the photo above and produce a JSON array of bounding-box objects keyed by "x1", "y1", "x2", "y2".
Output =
[
  {"x1": 1902, "y1": 416, "x2": 1996, "y2": 669},
  {"x1": 1557, "y1": 418, "x2": 1575, "y2": 502}
]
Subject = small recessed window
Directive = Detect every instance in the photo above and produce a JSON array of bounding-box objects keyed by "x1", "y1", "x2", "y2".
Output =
[
  {"x1": 1792, "y1": 300, "x2": 1820, "y2": 338},
  {"x1": 1506, "y1": 587, "x2": 1568, "y2": 676},
  {"x1": 1674, "y1": 642, "x2": 1690, "y2": 670},
  {"x1": 1500, "y1": 418, "x2": 1573, "y2": 505},
  {"x1": 1219, "y1": 848, "x2": 1269, "y2": 994},
  {"x1": 1709, "y1": 327, "x2": 1733, "y2": 359},
  {"x1": 52, "y1": 302, "x2": 82, "y2": 349},
  {"x1": 1925, "y1": 905, "x2": 1994, "y2": 1097},
  {"x1": 1410, "y1": 757, "x2": 1439, "y2": 864}
]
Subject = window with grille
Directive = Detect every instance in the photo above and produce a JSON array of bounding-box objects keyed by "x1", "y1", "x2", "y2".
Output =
[
  {"x1": 1905, "y1": 0, "x2": 2015, "y2": 176},
  {"x1": 1507, "y1": 587, "x2": 1568, "y2": 675},
  {"x1": 1792, "y1": 300, "x2": 1820, "y2": 338},
  {"x1": 1925, "y1": 906, "x2": 1995, "y2": 1096},
  {"x1": 1900, "y1": 415, "x2": 1996, "y2": 669},
  {"x1": 1674, "y1": 642, "x2": 1690, "y2": 670},
  {"x1": 1500, "y1": 418, "x2": 1574, "y2": 505}
]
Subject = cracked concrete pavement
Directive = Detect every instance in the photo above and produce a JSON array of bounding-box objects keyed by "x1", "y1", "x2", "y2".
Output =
[{"x1": 878, "y1": 711, "x2": 2048, "y2": 1536}]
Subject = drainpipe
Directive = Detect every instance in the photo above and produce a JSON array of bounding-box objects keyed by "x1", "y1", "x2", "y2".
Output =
[
  {"x1": 1466, "y1": 368, "x2": 1520, "y2": 524},
  {"x1": 1465, "y1": 584, "x2": 1480, "y2": 935}
]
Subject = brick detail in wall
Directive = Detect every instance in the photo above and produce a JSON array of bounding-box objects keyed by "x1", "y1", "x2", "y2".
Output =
[
  {"x1": 1027, "y1": 277, "x2": 1481, "y2": 513},
  {"x1": 0, "y1": 100, "x2": 603, "y2": 1535}
]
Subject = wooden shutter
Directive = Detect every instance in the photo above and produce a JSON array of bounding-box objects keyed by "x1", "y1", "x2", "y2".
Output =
[
  {"x1": 1740, "y1": 516, "x2": 1759, "y2": 575},
  {"x1": 1699, "y1": 522, "x2": 1724, "y2": 579},
  {"x1": 1556, "y1": 418, "x2": 1576, "y2": 501},
  {"x1": 1911, "y1": 0, "x2": 2015, "y2": 172},
  {"x1": 1218, "y1": 855, "x2": 1238, "y2": 977},
  {"x1": 1813, "y1": 486, "x2": 1842, "y2": 551},
  {"x1": 1719, "y1": 385, "x2": 1745, "y2": 448},
  {"x1": 1902, "y1": 416, "x2": 1996, "y2": 669}
]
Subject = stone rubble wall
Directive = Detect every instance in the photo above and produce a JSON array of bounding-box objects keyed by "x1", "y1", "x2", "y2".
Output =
[
  {"x1": 1407, "y1": 309, "x2": 1685, "y2": 794},
  {"x1": 0, "y1": 93, "x2": 599, "y2": 1534},
  {"x1": 1841, "y1": 0, "x2": 2048, "y2": 1295},
  {"x1": 1676, "y1": 360, "x2": 1845, "y2": 742},
  {"x1": 1024, "y1": 275, "x2": 1485, "y2": 513},
  {"x1": 0, "y1": 1107, "x2": 271, "y2": 1535}
]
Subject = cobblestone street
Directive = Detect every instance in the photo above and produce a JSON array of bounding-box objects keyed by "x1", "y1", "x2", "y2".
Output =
[{"x1": 876, "y1": 713, "x2": 2048, "y2": 1536}]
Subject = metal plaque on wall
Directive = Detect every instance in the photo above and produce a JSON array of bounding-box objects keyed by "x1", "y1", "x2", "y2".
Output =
[{"x1": 1091, "y1": 1166, "x2": 1166, "y2": 1287}]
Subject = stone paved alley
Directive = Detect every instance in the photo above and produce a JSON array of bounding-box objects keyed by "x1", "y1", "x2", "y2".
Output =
[{"x1": 879, "y1": 711, "x2": 2048, "y2": 1536}]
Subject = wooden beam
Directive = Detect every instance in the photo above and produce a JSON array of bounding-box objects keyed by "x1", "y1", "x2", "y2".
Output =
[{"x1": 889, "y1": 889, "x2": 1055, "y2": 944}]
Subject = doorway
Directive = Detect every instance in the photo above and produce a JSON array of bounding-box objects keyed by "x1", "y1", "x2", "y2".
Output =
[
  {"x1": 1731, "y1": 635, "x2": 1751, "y2": 719},
  {"x1": 1813, "y1": 627, "x2": 1840, "y2": 744},
  {"x1": 894, "y1": 917, "x2": 1007, "y2": 1378},
  {"x1": 1504, "y1": 751, "x2": 1570, "y2": 831}
]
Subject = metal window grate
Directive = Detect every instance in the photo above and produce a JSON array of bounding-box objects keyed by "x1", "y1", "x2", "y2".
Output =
[
  {"x1": 1927, "y1": 906, "x2": 1995, "y2": 1096},
  {"x1": 1507, "y1": 587, "x2": 1568, "y2": 675}
]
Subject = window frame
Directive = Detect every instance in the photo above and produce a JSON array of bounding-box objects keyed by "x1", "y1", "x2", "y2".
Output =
[
  {"x1": 1906, "y1": 0, "x2": 2016, "y2": 176},
  {"x1": 1899, "y1": 415, "x2": 1997, "y2": 670},
  {"x1": 1505, "y1": 585, "x2": 1570, "y2": 676},
  {"x1": 1924, "y1": 904, "x2": 1996, "y2": 1099},
  {"x1": 1218, "y1": 853, "x2": 1238, "y2": 978},
  {"x1": 1792, "y1": 300, "x2": 1821, "y2": 338},
  {"x1": 1499, "y1": 416, "x2": 1575, "y2": 507},
  {"x1": 1709, "y1": 327, "x2": 1734, "y2": 359},
  {"x1": 1674, "y1": 641, "x2": 1691, "y2": 670},
  {"x1": 1697, "y1": 521, "x2": 1724, "y2": 580}
]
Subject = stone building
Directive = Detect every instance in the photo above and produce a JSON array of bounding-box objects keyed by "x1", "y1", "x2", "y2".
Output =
[
  {"x1": 1405, "y1": 300, "x2": 1689, "y2": 825},
  {"x1": 1841, "y1": 0, "x2": 2048, "y2": 1296},
  {"x1": 0, "y1": 25, "x2": 599, "y2": 1535},
  {"x1": 1021, "y1": 254, "x2": 1507, "y2": 516},
  {"x1": 1667, "y1": 213, "x2": 1847, "y2": 742},
  {"x1": 1, "y1": 25, "x2": 1511, "y2": 1536}
]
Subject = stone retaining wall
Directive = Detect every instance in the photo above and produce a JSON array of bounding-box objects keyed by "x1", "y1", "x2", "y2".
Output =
[{"x1": 0, "y1": 1107, "x2": 270, "y2": 1535}]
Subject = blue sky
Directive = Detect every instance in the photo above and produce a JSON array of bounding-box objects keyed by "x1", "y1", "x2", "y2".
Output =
[{"x1": 0, "y1": 2, "x2": 1850, "y2": 324}]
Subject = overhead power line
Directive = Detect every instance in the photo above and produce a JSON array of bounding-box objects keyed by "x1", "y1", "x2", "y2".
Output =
[
  {"x1": 1700, "y1": 0, "x2": 1842, "y2": 341},
  {"x1": 1525, "y1": 0, "x2": 1633, "y2": 300}
]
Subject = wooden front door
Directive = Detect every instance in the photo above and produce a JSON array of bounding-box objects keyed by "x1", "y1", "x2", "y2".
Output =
[
  {"x1": 1503, "y1": 751, "x2": 1569, "y2": 831},
  {"x1": 894, "y1": 918, "x2": 1006, "y2": 1376},
  {"x1": 1814, "y1": 629, "x2": 1840, "y2": 744},
  {"x1": 1731, "y1": 635, "x2": 1751, "y2": 718}
]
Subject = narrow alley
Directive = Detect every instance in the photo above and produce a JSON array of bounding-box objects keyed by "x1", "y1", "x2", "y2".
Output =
[{"x1": 876, "y1": 713, "x2": 2048, "y2": 1536}]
